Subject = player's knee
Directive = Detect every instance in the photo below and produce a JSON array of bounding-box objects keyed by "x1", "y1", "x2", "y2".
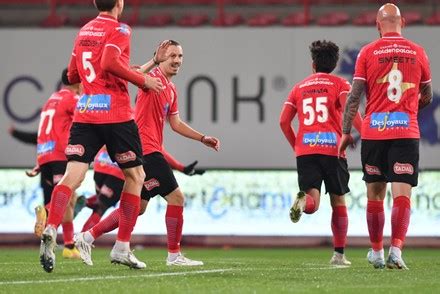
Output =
[
  {"x1": 124, "y1": 166, "x2": 145, "y2": 187},
  {"x1": 166, "y1": 189, "x2": 185, "y2": 206}
]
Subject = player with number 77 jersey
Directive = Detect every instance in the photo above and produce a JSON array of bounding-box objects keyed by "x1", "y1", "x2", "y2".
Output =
[{"x1": 280, "y1": 40, "x2": 362, "y2": 266}]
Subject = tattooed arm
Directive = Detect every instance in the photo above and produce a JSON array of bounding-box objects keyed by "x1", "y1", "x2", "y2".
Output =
[
  {"x1": 338, "y1": 79, "x2": 365, "y2": 157},
  {"x1": 418, "y1": 82, "x2": 433, "y2": 110},
  {"x1": 342, "y1": 80, "x2": 365, "y2": 134}
]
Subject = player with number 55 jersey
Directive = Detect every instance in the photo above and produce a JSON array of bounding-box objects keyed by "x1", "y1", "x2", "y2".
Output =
[{"x1": 280, "y1": 40, "x2": 362, "y2": 266}]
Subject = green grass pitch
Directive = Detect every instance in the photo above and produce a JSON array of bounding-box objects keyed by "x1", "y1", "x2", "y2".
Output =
[{"x1": 1, "y1": 248, "x2": 439, "y2": 293}]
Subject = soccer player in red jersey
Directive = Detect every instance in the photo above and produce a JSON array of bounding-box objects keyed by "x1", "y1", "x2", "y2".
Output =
[
  {"x1": 75, "y1": 40, "x2": 219, "y2": 267},
  {"x1": 34, "y1": 68, "x2": 81, "y2": 259},
  {"x1": 339, "y1": 3, "x2": 433, "y2": 270},
  {"x1": 280, "y1": 40, "x2": 362, "y2": 266},
  {"x1": 39, "y1": 0, "x2": 169, "y2": 272},
  {"x1": 80, "y1": 146, "x2": 204, "y2": 233}
]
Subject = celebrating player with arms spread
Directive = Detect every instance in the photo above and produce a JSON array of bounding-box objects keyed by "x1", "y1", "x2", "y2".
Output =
[
  {"x1": 280, "y1": 40, "x2": 362, "y2": 266},
  {"x1": 75, "y1": 40, "x2": 219, "y2": 267},
  {"x1": 39, "y1": 0, "x2": 168, "y2": 272},
  {"x1": 339, "y1": 3, "x2": 432, "y2": 270}
]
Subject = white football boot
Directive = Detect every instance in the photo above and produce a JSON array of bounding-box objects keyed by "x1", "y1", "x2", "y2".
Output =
[
  {"x1": 74, "y1": 232, "x2": 94, "y2": 266},
  {"x1": 39, "y1": 225, "x2": 57, "y2": 273},
  {"x1": 367, "y1": 248, "x2": 386, "y2": 269},
  {"x1": 329, "y1": 252, "x2": 351, "y2": 266},
  {"x1": 290, "y1": 191, "x2": 306, "y2": 223},
  {"x1": 166, "y1": 254, "x2": 204, "y2": 266},
  {"x1": 110, "y1": 249, "x2": 146, "y2": 269}
]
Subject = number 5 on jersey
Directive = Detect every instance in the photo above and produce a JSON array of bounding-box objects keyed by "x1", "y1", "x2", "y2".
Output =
[
  {"x1": 303, "y1": 96, "x2": 328, "y2": 126},
  {"x1": 82, "y1": 51, "x2": 96, "y2": 83}
]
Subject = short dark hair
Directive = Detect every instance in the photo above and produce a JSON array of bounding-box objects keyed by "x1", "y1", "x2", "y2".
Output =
[
  {"x1": 94, "y1": 0, "x2": 117, "y2": 12},
  {"x1": 309, "y1": 40, "x2": 339, "y2": 73},
  {"x1": 61, "y1": 68, "x2": 71, "y2": 86},
  {"x1": 169, "y1": 40, "x2": 180, "y2": 46}
]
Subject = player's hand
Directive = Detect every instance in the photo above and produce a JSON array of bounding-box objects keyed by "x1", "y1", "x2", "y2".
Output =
[
  {"x1": 154, "y1": 40, "x2": 172, "y2": 64},
  {"x1": 25, "y1": 165, "x2": 40, "y2": 177},
  {"x1": 144, "y1": 75, "x2": 164, "y2": 93},
  {"x1": 338, "y1": 134, "x2": 354, "y2": 158},
  {"x1": 131, "y1": 64, "x2": 141, "y2": 71},
  {"x1": 201, "y1": 136, "x2": 220, "y2": 151},
  {"x1": 183, "y1": 160, "x2": 206, "y2": 176}
]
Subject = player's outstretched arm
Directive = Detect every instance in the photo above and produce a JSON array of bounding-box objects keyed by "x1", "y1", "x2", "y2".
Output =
[
  {"x1": 279, "y1": 104, "x2": 297, "y2": 152},
  {"x1": 162, "y1": 147, "x2": 185, "y2": 171},
  {"x1": 8, "y1": 125, "x2": 38, "y2": 145},
  {"x1": 418, "y1": 82, "x2": 433, "y2": 110},
  {"x1": 169, "y1": 114, "x2": 220, "y2": 151},
  {"x1": 162, "y1": 148, "x2": 205, "y2": 175},
  {"x1": 339, "y1": 79, "x2": 365, "y2": 156},
  {"x1": 101, "y1": 46, "x2": 163, "y2": 93}
]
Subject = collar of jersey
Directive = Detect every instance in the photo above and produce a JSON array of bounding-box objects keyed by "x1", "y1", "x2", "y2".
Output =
[
  {"x1": 155, "y1": 67, "x2": 170, "y2": 85},
  {"x1": 382, "y1": 32, "x2": 403, "y2": 39},
  {"x1": 97, "y1": 14, "x2": 118, "y2": 23}
]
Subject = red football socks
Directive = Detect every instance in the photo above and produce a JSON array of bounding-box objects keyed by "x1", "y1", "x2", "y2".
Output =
[
  {"x1": 90, "y1": 208, "x2": 120, "y2": 239},
  {"x1": 166, "y1": 205, "x2": 184, "y2": 253},
  {"x1": 304, "y1": 194, "x2": 316, "y2": 214},
  {"x1": 116, "y1": 192, "x2": 140, "y2": 242},
  {"x1": 367, "y1": 199, "x2": 385, "y2": 251},
  {"x1": 62, "y1": 221, "x2": 74, "y2": 246},
  {"x1": 331, "y1": 205, "x2": 348, "y2": 250},
  {"x1": 391, "y1": 196, "x2": 411, "y2": 249},
  {"x1": 47, "y1": 184, "x2": 72, "y2": 228},
  {"x1": 82, "y1": 212, "x2": 102, "y2": 232}
]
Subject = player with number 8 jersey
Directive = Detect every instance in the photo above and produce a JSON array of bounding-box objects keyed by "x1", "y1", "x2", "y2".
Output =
[
  {"x1": 339, "y1": 3, "x2": 433, "y2": 270},
  {"x1": 353, "y1": 27, "x2": 431, "y2": 140}
]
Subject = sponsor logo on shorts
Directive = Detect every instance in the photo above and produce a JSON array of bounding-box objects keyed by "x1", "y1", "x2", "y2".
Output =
[
  {"x1": 37, "y1": 141, "x2": 56, "y2": 155},
  {"x1": 65, "y1": 144, "x2": 85, "y2": 156},
  {"x1": 115, "y1": 151, "x2": 136, "y2": 164},
  {"x1": 370, "y1": 112, "x2": 409, "y2": 132},
  {"x1": 393, "y1": 162, "x2": 414, "y2": 175},
  {"x1": 144, "y1": 178, "x2": 160, "y2": 191},
  {"x1": 100, "y1": 184, "x2": 114, "y2": 198},
  {"x1": 77, "y1": 94, "x2": 111, "y2": 113},
  {"x1": 302, "y1": 132, "x2": 337, "y2": 147},
  {"x1": 365, "y1": 164, "x2": 381, "y2": 175}
]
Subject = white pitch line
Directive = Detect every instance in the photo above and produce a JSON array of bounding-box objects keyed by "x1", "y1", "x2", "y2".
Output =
[{"x1": 0, "y1": 268, "x2": 233, "y2": 286}]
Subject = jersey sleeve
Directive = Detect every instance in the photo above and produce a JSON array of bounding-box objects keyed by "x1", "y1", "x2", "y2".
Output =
[
  {"x1": 336, "y1": 78, "x2": 352, "y2": 109},
  {"x1": 284, "y1": 86, "x2": 297, "y2": 109},
  {"x1": 68, "y1": 35, "x2": 81, "y2": 84},
  {"x1": 105, "y1": 23, "x2": 131, "y2": 56},
  {"x1": 58, "y1": 93, "x2": 78, "y2": 117},
  {"x1": 419, "y1": 48, "x2": 432, "y2": 84},
  {"x1": 353, "y1": 47, "x2": 367, "y2": 81},
  {"x1": 169, "y1": 86, "x2": 179, "y2": 115}
]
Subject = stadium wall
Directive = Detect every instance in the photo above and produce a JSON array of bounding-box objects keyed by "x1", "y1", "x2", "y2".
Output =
[{"x1": 1, "y1": 27, "x2": 440, "y2": 169}]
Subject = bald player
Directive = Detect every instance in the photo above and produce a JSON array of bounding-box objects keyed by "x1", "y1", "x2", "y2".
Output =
[{"x1": 339, "y1": 3, "x2": 432, "y2": 270}]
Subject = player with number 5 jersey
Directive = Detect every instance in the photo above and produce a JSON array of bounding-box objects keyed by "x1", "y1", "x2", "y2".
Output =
[
  {"x1": 39, "y1": 0, "x2": 170, "y2": 273},
  {"x1": 280, "y1": 40, "x2": 362, "y2": 266},
  {"x1": 340, "y1": 3, "x2": 433, "y2": 270}
]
